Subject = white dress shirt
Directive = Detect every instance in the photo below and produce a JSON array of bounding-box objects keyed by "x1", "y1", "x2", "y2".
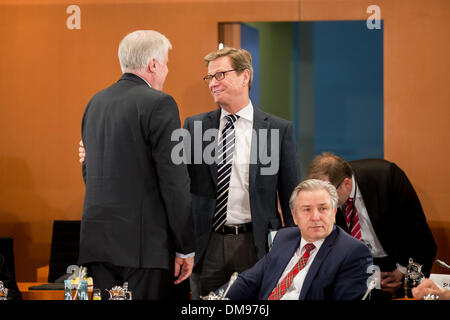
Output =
[
  {"x1": 278, "y1": 237, "x2": 325, "y2": 300},
  {"x1": 219, "y1": 102, "x2": 253, "y2": 225},
  {"x1": 351, "y1": 175, "x2": 387, "y2": 258}
]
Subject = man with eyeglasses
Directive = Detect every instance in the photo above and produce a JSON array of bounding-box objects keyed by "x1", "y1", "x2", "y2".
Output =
[
  {"x1": 183, "y1": 47, "x2": 299, "y2": 299},
  {"x1": 307, "y1": 152, "x2": 436, "y2": 299}
]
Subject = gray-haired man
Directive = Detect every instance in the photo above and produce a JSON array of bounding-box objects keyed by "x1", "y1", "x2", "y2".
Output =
[
  {"x1": 223, "y1": 179, "x2": 373, "y2": 300},
  {"x1": 79, "y1": 30, "x2": 195, "y2": 299}
]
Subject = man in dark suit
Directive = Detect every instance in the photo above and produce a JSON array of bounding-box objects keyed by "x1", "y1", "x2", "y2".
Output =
[
  {"x1": 183, "y1": 48, "x2": 299, "y2": 298},
  {"x1": 307, "y1": 152, "x2": 436, "y2": 299},
  {"x1": 79, "y1": 30, "x2": 195, "y2": 299},
  {"x1": 222, "y1": 179, "x2": 373, "y2": 300}
]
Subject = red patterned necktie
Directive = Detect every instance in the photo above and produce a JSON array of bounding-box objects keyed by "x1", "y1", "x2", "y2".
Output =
[
  {"x1": 268, "y1": 243, "x2": 316, "y2": 300},
  {"x1": 345, "y1": 197, "x2": 362, "y2": 240}
]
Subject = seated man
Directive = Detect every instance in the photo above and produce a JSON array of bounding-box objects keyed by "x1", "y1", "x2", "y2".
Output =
[
  {"x1": 222, "y1": 179, "x2": 373, "y2": 300},
  {"x1": 0, "y1": 252, "x2": 21, "y2": 300},
  {"x1": 307, "y1": 153, "x2": 436, "y2": 298}
]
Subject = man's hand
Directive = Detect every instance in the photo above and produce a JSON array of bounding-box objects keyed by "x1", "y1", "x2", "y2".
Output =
[
  {"x1": 380, "y1": 268, "x2": 403, "y2": 294},
  {"x1": 79, "y1": 140, "x2": 85, "y2": 163},
  {"x1": 174, "y1": 256, "x2": 194, "y2": 285}
]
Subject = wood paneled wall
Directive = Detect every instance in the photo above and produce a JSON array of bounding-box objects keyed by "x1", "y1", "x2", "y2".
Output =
[{"x1": 0, "y1": 0, "x2": 448, "y2": 280}]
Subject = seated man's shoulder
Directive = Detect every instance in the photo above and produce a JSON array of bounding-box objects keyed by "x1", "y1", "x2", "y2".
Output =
[
  {"x1": 274, "y1": 227, "x2": 300, "y2": 241},
  {"x1": 335, "y1": 226, "x2": 372, "y2": 255}
]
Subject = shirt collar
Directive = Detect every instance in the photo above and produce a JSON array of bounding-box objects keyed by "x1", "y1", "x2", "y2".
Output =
[
  {"x1": 351, "y1": 175, "x2": 360, "y2": 199},
  {"x1": 134, "y1": 73, "x2": 152, "y2": 88},
  {"x1": 220, "y1": 101, "x2": 254, "y2": 123},
  {"x1": 299, "y1": 237, "x2": 325, "y2": 254}
]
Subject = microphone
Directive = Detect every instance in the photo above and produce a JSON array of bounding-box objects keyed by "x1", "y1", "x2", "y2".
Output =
[
  {"x1": 436, "y1": 259, "x2": 450, "y2": 270},
  {"x1": 361, "y1": 276, "x2": 377, "y2": 300},
  {"x1": 222, "y1": 272, "x2": 239, "y2": 298}
]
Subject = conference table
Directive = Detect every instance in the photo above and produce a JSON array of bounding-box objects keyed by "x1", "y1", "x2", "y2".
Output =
[
  {"x1": 18, "y1": 282, "x2": 92, "y2": 300},
  {"x1": 18, "y1": 282, "x2": 420, "y2": 301},
  {"x1": 18, "y1": 282, "x2": 65, "y2": 300}
]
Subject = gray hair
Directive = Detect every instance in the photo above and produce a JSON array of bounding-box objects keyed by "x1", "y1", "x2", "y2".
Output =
[
  {"x1": 118, "y1": 30, "x2": 172, "y2": 73},
  {"x1": 289, "y1": 179, "x2": 339, "y2": 212}
]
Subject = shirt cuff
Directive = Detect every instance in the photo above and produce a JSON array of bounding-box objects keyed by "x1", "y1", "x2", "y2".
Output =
[{"x1": 176, "y1": 252, "x2": 195, "y2": 258}]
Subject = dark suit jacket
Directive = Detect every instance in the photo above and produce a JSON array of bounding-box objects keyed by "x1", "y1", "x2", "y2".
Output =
[
  {"x1": 79, "y1": 73, "x2": 195, "y2": 271},
  {"x1": 184, "y1": 107, "x2": 299, "y2": 266},
  {"x1": 225, "y1": 226, "x2": 373, "y2": 300},
  {"x1": 335, "y1": 159, "x2": 436, "y2": 276}
]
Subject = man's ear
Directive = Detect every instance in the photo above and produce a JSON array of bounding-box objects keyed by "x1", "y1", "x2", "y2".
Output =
[
  {"x1": 242, "y1": 69, "x2": 250, "y2": 87},
  {"x1": 343, "y1": 177, "x2": 352, "y2": 189},
  {"x1": 147, "y1": 58, "x2": 157, "y2": 73},
  {"x1": 331, "y1": 207, "x2": 337, "y2": 224}
]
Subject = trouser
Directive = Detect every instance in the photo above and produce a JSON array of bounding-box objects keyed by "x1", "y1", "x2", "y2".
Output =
[
  {"x1": 191, "y1": 230, "x2": 259, "y2": 299},
  {"x1": 87, "y1": 261, "x2": 172, "y2": 300}
]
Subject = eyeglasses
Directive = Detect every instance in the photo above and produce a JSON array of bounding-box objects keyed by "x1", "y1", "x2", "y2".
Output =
[{"x1": 203, "y1": 69, "x2": 237, "y2": 83}]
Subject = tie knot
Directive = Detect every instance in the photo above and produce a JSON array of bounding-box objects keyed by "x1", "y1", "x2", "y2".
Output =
[
  {"x1": 226, "y1": 114, "x2": 240, "y2": 124},
  {"x1": 345, "y1": 197, "x2": 355, "y2": 207},
  {"x1": 304, "y1": 243, "x2": 315, "y2": 253}
]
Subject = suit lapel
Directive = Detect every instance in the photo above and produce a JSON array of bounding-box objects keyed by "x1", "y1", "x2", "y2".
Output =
[
  {"x1": 205, "y1": 109, "x2": 221, "y2": 186},
  {"x1": 299, "y1": 226, "x2": 338, "y2": 300},
  {"x1": 249, "y1": 108, "x2": 269, "y2": 191},
  {"x1": 353, "y1": 172, "x2": 382, "y2": 235},
  {"x1": 264, "y1": 231, "x2": 301, "y2": 298}
]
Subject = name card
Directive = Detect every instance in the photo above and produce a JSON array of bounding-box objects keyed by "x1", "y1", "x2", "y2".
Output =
[{"x1": 429, "y1": 273, "x2": 450, "y2": 289}]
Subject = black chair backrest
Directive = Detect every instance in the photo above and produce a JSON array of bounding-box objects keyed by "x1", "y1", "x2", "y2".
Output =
[
  {"x1": 0, "y1": 237, "x2": 16, "y2": 279},
  {"x1": 48, "y1": 220, "x2": 81, "y2": 282}
]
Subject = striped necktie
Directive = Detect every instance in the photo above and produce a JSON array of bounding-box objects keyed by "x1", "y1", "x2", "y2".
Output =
[
  {"x1": 212, "y1": 114, "x2": 240, "y2": 231},
  {"x1": 345, "y1": 197, "x2": 362, "y2": 240},
  {"x1": 268, "y1": 243, "x2": 316, "y2": 300}
]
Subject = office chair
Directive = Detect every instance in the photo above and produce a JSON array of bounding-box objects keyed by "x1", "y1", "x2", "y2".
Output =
[
  {"x1": 0, "y1": 237, "x2": 16, "y2": 280},
  {"x1": 47, "y1": 220, "x2": 81, "y2": 282}
]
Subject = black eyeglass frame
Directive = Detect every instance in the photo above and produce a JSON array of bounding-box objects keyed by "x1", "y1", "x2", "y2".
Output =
[{"x1": 202, "y1": 69, "x2": 238, "y2": 82}]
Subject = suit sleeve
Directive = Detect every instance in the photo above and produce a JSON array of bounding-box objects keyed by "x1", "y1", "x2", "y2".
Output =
[
  {"x1": 224, "y1": 253, "x2": 268, "y2": 300},
  {"x1": 223, "y1": 231, "x2": 283, "y2": 300},
  {"x1": 277, "y1": 122, "x2": 300, "y2": 227},
  {"x1": 149, "y1": 95, "x2": 195, "y2": 255},
  {"x1": 182, "y1": 117, "x2": 194, "y2": 178},
  {"x1": 81, "y1": 103, "x2": 90, "y2": 184},
  {"x1": 389, "y1": 164, "x2": 436, "y2": 276},
  {"x1": 332, "y1": 243, "x2": 373, "y2": 300}
]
